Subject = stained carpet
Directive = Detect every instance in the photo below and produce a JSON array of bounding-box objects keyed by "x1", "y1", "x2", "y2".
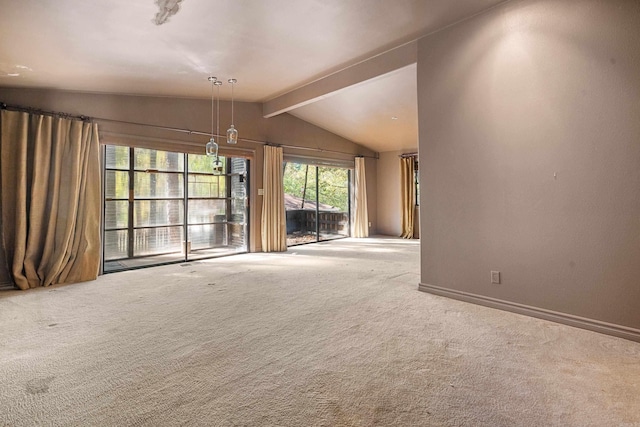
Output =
[{"x1": 1, "y1": 237, "x2": 639, "y2": 426}]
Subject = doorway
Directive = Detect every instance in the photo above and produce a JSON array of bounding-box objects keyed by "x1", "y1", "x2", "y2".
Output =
[{"x1": 283, "y1": 162, "x2": 350, "y2": 246}]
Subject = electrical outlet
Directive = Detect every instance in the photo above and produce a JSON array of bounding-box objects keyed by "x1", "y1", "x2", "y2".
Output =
[
  {"x1": 257, "y1": 188, "x2": 264, "y2": 195},
  {"x1": 491, "y1": 271, "x2": 501, "y2": 284}
]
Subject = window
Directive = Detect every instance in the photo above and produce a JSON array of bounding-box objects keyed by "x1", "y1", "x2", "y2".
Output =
[{"x1": 103, "y1": 145, "x2": 248, "y2": 272}]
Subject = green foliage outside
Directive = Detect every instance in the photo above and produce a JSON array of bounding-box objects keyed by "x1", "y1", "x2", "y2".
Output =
[
  {"x1": 189, "y1": 154, "x2": 226, "y2": 198},
  {"x1": 283, "y1": 162, "x2": 349, "y2": 211},
  {"x1": 105, "y1": 147, "x2": 350, "y2": 229}
]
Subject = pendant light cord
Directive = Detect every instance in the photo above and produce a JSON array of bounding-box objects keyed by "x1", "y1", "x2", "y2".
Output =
[
  {"x1": 216, "y1": 83, "x2": 220, "y2": 137},
  {"x1": 228, "y1": 78, "x2": 237, "y2": 128},
  {"x1": 211, "y1": 79, "x2": 215, "y2": 138}
]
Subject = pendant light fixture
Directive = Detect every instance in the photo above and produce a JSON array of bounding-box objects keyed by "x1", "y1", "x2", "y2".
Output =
[
  {"x1": 205, "y1": 76, "x2": 219, "y2": 158},
  {"x1": 226, "y1": 78, "x2": 238, "y2": 144},
  {"x1": 212, "y1": 79, "x2": 223, "y2": 174},
  {"x1": 205, "y1": 76, "x2": 224, "y2": 175}
]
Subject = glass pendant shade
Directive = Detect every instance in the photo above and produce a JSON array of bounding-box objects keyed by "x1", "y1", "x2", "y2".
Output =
[
  {"x1": 205, "y1": 137, "x2": 218, "y2": 157},
  {"x1": 226, "y1": 125, "x2": 238, "y2": 144},
  {"x1": 227, "y1": 78, "x2": 238, "y2": 144}
]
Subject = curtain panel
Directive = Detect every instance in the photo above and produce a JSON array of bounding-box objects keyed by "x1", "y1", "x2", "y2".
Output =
[
  {"x1": 400, "y1": 156, "x2": 416, "y2": 239},
  {"x1": 0, "y1": 110, "x2": 101, "y2": 289},
  {"x1": 260, "y1": 145, "x2": 287, "y2": 252},
  {"x1": 352, "y1": 157, "x2": 369, "y2": 238}
]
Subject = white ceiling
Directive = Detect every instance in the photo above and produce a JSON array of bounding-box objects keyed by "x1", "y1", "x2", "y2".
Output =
[
  {"x1": 290, "y1": 65, "x2": 418, "y2": 154},
  {"x1": 0, "y1": 0, "x2": 506, "y2": 152}
]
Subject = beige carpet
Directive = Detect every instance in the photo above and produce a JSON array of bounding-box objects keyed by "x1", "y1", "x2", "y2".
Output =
[{"x1": 1, "y1": 237, "x2": 638, "y2": 426}]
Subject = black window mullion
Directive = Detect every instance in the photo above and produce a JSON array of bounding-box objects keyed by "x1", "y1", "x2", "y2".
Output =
[
  {"x1": 133, "y1": 197, "x2": 184, "y2": 201},
  {"x1": 315, "y1": 166, "x2": 320, "y2": 242},
  {"x1": 132, "y1": 169, "x2": 184, "y2": 174},
  {"x1": 127, "y1": 147, "x2": 134, "y2": 258},
  {"x1": 245, "y1": 159, "x2": 250, "y2": 251},
  {"x1": 184, "y1": 154, "x2": 189, "y2": 260},
  {"x1": 348, "y1": 169, "x2": 352, "y2": 237},
  {"x1": 226, "y1": 159, "x2": 232, "y2": 244}
]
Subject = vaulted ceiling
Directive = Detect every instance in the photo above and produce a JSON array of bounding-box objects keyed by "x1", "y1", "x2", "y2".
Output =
[{"x1": 0, "y1": 0, "x2": 507, "y2": 152}]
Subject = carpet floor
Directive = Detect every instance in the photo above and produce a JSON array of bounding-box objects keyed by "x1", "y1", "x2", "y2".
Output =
[{"x1": 1, "y1": 237, "x2": 638, "y2": 426}]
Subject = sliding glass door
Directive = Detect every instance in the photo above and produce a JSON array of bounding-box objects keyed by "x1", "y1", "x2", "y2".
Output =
[
  {"x1": 103, "y1": 146, "x2": 248, "y2": 272},
  {"x1": 317, "y1": 166, "x2": 350, "y2": 241},
  {"x1": 283, "y1": 163, "x2": 318, "y2": 245},
  {"x1": 283, "y1": 161, "x2": 350, "y2": 246}
]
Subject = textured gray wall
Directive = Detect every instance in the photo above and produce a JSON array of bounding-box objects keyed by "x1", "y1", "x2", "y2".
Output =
[
  {"x1": 376, "y1": 151, "x2": 403, "y2": 237},
  {"x1": 418, "y1": 0, "x2": 640, "y2": 329}
]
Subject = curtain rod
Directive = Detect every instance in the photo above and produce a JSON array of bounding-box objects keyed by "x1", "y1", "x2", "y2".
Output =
[
  {"x1": 1, "y1": 102, "x2": 91, "y2": 122},
  {"x1": 95, "y1": 117, "x2": 378, "y2": 159},
  {"x1": 1, "y1": 102, "x2": 378, "y2": 160},
  {"x1": 399, "y1": 152, "x2": 418, "y2": 158}
]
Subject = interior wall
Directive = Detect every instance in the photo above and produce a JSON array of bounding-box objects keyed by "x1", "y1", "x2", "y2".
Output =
[
  {"x1": 417, "y1": 0, "x2": 640, "y2": 333},
  {"x1": 376, "y1": 151, "x2": 403, "y2": 236},
  {"x1": 0, "y1": 88, "x2": 376, "y2": 260}
]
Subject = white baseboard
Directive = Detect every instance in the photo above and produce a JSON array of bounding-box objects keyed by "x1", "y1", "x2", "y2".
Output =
[{"x1": 418, "y1": 283, "x2": 640, "y2": 343}]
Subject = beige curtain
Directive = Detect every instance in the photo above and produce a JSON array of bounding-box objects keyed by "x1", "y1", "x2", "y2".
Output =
[
  {"x1": 400, "y1": 156, "x2": 416, "y2": 239},
  {"x1": 0, "y1": 110, "x2": 101, "y2": 289},
  {"x1": 261, "y1": 145, "x2": 287, "y2": 252},
  {"x1": 352, "y1": 157, "x2": 369, "y2": 238}
]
